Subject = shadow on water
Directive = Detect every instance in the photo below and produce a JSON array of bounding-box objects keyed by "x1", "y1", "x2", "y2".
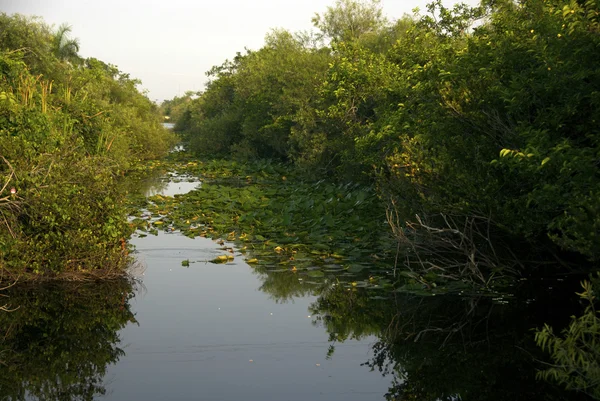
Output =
[
  {"x1": 307, "y1": 280, "x2": 592, "y2": 401},
  {"x1": 0, "y1": 279, "x2": 136, "y2": 401}
]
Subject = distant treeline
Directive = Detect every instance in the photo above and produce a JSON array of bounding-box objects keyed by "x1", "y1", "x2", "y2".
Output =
[
  {"x1": 166, "y1": 0, "x2": 600, "y2": 277},
  {"x1": 0, "y1": 13, "x2": 178, "y2": 277}
]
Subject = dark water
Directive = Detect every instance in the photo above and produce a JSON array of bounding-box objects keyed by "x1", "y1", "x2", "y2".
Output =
[{"x1": 0, "y1": 176, "x2": 589, "y2": 401}]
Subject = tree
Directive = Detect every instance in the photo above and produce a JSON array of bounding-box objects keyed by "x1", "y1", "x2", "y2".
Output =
[
  {"x1": 52, "y1": 23, "x2": 80, "y2": 64},
  {"x1": 312, "y1": 0, "x2": 386, "y2": 43}
]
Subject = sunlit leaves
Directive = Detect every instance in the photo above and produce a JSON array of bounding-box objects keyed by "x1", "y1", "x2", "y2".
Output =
[{"x1": 0, "y1": 16, "x2": 176, "y2": 276}]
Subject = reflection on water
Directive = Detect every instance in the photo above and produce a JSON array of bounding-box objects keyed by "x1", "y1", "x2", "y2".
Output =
[
  {"x1": 99, "y1": 232, "x2": 389, "y2": 401},
  {"x1": 310, "y1": 285, "x2": 587, "y2": 401},
  {"x1": 125, "y1": 166, "x2": 201, "y2": 198},
  {"x1": 143, "y1": 174, "x2": 201, "y2": 197},
  {"x1": 0, "y1": 279, "x2": 135, "y2": 400},
  {"x1": 2, "y1": 263, "x2": 584, "y2": 401},
  {"x1": 1, "y1": 173, "x2": 592, "y2": 401}
]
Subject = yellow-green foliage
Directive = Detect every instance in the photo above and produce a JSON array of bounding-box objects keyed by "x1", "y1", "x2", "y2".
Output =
[{"x1": 0, "y1": 14, "x2": 177, "y2": 276}]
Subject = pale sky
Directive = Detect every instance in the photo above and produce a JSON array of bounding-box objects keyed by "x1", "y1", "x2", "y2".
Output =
[{"x1": 0, "y1": 0, "x2": 479, "y2": 102}]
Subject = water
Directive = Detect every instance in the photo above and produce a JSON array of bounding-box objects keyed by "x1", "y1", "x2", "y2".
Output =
[
  {"x1": 100, "y1": 179, "x2": 390, "y2": 400},
  {"x1": 100, "y1": 232, "x2": 389, "y2": 401},
  {"x1": 0, "y1": 174, "x2": 589, "y2": 401},
  {"x1": 143, "y1": 173, "x2": 201, "y2": 197}
]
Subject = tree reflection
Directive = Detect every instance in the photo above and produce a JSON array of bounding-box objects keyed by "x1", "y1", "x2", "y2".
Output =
[
  {"x1": 253, "y1": 267, "x2": 319, "y2": 303},
  {"x1": 256, "y1": 265, "x2": 591, "y2": 400},
  {"x1": 0, "y1": 279, "x2": 136, "y2": 401},
  {"x1": 310, "y1": 284, "x2": 590, "y2": 401}
]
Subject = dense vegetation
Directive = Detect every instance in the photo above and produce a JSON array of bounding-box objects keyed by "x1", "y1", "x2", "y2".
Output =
[
  {"x1": 167, "y1": 0, "x2": 600, "y2": 396},
  {"x1": 0, "y1": 14, "x2": 177, "y2": 277},
  {"x1": 172, "y1": 0, "x2": 599, "y2": 277}
]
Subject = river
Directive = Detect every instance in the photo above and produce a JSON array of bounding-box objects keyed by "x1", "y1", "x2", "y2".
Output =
[
  {"x1": 0, "y1": 168, "x2": 588, "y2": 401},
  {"x1": 102, "y1": 179, "x2": 389, "y2": 401}
]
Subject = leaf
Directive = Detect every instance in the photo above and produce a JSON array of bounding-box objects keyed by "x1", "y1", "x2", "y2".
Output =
[
  {"x1": 210, "y1": 255, "x2": 229, "y2": 264},
  {"x1": 541, "y1": 157, "x2": 551, "y2": 166},
  {"x1": 347, "y1": 265, "x2": 365, "y2": 273}
]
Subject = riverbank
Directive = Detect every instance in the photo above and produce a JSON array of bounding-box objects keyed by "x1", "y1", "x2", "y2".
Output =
[{"x1": 0, "y1": 14, "x2": 178, "y2": 280}]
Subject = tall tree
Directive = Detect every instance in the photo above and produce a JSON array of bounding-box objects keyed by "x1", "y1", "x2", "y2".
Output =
[
  {"x1": 312, "y1": 0, "x2": 386, "y2": 43},
  {"x1": 52, "y1": 23, "x2": 80, "y2": 64}
]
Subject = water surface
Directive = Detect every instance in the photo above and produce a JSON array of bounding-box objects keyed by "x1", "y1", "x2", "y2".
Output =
[
  {"x1": 101, "y1": 232, "x2": 389, "y2": 401},
  {"x1": 102, "y1": 173, "x2": 390, "y2": 400},
  {"x1": 0, "y1": 173, "x2": 589, "y2": 401}
]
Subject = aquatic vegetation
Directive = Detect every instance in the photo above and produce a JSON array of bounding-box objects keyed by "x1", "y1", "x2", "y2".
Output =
[{"x1": 128, "y1": 158, "x2": 397, "y2": 289}]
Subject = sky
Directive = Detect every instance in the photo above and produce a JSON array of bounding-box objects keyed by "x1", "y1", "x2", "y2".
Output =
[{"x1": 0, "y1": 0, "x2": 479, "y2": 103}]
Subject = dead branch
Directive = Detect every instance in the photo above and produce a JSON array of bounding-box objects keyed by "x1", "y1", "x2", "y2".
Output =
[{"x1": 386, "y1": 200, "x2": 520, "y2": 286}]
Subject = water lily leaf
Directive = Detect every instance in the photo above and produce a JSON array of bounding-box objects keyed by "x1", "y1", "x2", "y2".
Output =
[
  {"x1": 347, "y1": 265, "x2": 365, "y2": 273},
  {"x1": 307, "y1": 270, "x2": 325, "y2": 278}
]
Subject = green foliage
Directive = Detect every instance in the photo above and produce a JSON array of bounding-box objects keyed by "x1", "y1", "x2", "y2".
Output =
[
  {"x1": 536, "y1": 276, "x2": 600, "y2": 399},
  {"x1": 0, "y1": 14, "x2": 57, "y2": 78},
  {"x1": 178, "y1": 32, "x2": 330, "y2": 162},
  {"x1": 312, "y1": 0, "x2": 386, "y2": 43},
  {"x1": 128, "y1": 158, "x2": 395, "y2": 287},
  {"x1": 172, "y1": 0, "x2": 600, "y2": 271},
  {"x1": 0, "y1": 14, "x2": 177, "y2": 276},
  {"x1": 160, "y1": 90, "x2": 198, "y2": 124}
]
